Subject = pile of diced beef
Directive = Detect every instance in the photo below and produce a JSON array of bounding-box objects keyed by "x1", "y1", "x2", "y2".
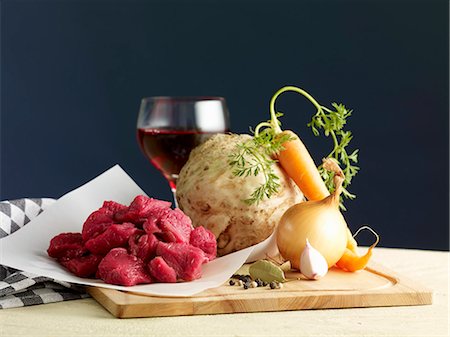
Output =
[{"x1": 47, "y1": 195, "x2": 217, "y2": 286}]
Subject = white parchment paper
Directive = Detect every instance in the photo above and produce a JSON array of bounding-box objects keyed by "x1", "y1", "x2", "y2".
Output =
[{"x1": 0, "y1": 165, "x2": 275, "y2": 297}]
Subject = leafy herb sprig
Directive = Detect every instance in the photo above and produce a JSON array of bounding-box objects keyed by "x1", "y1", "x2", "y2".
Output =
[
  {"x1": 228, "y1": 119, "x2": 293, "y2": 205},
  {"x1": 307, "y1": 102, "x2": 359, "y2": 210}
]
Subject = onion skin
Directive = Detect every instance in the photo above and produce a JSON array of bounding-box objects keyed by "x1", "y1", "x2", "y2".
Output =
[{"x1": 276, "y1": 198, "x2": 348, "y2": 270}]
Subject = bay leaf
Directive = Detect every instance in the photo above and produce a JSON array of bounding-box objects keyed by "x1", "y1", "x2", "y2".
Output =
[{"x1": 249, "y1": 260, "x2": 286, "y2": 283}]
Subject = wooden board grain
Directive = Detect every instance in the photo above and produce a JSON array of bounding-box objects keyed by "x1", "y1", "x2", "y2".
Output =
[{"x1": 87, "y1": 262, "x2": 432, "y2": 318}]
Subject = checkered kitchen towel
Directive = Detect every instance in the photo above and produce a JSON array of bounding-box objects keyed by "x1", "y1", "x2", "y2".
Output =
[{"x1": 0, "y1": 198, "x2": 89, "y2": 309}]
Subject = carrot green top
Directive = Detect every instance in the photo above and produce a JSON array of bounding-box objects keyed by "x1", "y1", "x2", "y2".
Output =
[{"x1": 229, "y1": 86, "x2": 359, "y2": 209}]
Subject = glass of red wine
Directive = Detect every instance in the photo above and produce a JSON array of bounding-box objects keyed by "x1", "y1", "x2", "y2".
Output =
[{"x1": 137, "y1": 96, "x2": 230, "y2": 206}]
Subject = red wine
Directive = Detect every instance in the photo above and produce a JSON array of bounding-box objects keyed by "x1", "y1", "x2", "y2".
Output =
[{"x1": 137, "y1": 128, "x2": 223, "y2": 188}]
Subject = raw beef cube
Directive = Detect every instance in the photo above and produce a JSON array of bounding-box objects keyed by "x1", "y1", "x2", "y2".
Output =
[
  {"x1": 97, "y1": 248, "x2": 152, "y2": 286},
  {"x1": 102, "y1": 200, "x2": 128, "y2": 214},
  {"x1": 85, "y1": 223, "x2": 137, "y2": 255},
  {"x1": 158, "y1": 208, "x2": 193, "y2": 243},
  {"x1": 129, "y1": 195, "x2": 171, "y2": 214},
  {"x1": 128, "y1": 229, "x2": 145, "y2": 255},
  {"x1": 156, "y1": 242, "x2": 208, "y2": 281},
  {"x1": 128, "y1": 232, "x2": 159, "y2": 262},
  {"x1": 115, "y1": 195, "x2": 171, "y2": 224},
  {"x1": 149, "y1": 257, "x2": 177, "y2": 283},
  {"x1": 143, "y1": 216, "x2": 162, "y2": 234},
  {"x1": 82, "y1": 208, "x2": 114, "y2": 241},
  {"x1": 189, "y1": 226, "x2": 217, "y2": 261},
  {"x1": 59, "y1": 254, "x2": 103, "y2": 278},
  {"x1": 82, "y1": 222, "x2": 111, "y2": 243},
  {"x1": 47, "y1": 232, "x2": 86, "y2": 259}
]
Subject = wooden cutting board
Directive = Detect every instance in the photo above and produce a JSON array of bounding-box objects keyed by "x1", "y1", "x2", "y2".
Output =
[{"x1": 87, "y1": 261, "x2": 432, "y2": 318}]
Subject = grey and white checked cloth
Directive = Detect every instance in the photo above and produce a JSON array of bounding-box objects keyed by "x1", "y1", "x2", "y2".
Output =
[{"x1": 0, "y1": 198, "x2": 89, "y2": 309}]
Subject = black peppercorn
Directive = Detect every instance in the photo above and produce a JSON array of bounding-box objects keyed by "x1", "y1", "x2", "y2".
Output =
[
  {"x1": 243, "y1": 283, "x2": 249, "y2": 289},
  {"x1": 270, "y1": 282, "x2": 277, "y2": 289},
  {"x1": 229, "y1": 279, "x2": 235, "y2": 286}
]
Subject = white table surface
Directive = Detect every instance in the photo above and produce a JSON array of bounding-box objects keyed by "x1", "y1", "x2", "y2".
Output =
[{"x1": 0, "y1": 247, "x2": 448, "y2": 337}]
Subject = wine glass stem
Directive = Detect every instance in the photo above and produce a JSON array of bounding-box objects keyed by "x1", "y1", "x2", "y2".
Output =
[
  {"x1": 169, "y1": 175, "x2": 179, "y2": 208},
  {"x1": 171, "y1": 187, "x2": 179, "y2": 208}
]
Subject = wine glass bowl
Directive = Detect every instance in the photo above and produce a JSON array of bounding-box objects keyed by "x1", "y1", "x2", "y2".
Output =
[{"x1": 137, "y1": 96, "x2": 230, "y2": 203}]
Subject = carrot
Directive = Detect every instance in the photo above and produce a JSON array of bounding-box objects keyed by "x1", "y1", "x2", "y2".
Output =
[
  {"x1": 336, "y1": 248, "x2": 374, "y2": 272},
  {"x1": 336, "y1": 226, "x2": 379, "y2": 272},
  {"x1": 276, "y1": 130, "x2": 330, "y2": 202}
]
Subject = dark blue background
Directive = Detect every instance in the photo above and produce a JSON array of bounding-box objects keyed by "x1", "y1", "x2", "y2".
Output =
[{"x1": 1, "y1": 0, "x2": 448, "y2": 250}]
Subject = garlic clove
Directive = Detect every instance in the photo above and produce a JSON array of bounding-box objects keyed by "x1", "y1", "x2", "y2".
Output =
[{"x1": 300, "y1": 239, "x2": 329, "y2": 280}]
